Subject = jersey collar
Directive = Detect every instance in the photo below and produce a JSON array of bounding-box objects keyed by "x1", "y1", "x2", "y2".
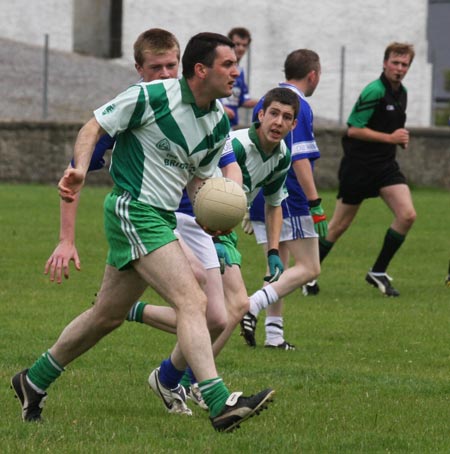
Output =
[
  {"x1": 179, "y1": 77, "x2": 219, "y2": 116},
  {"x1": 248, "y1": 123, "x2": 282, "y2": 161},
  {"x1": 279, "y1": 82, "x2": 306, "y2": 101}
]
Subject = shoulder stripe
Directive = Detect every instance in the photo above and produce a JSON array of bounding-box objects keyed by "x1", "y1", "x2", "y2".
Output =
[{"x1": 147, "y1": 83, "x2": 189, "y2": 153}]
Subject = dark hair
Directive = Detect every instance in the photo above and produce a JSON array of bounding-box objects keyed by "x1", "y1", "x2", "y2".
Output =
[
  {"x1": 384, "y1": 42, "x2": 415, "y2": 65},
  {"x1": 182, "y1": 32, "x2": 235, "y2": 78},
  {"x1": 262, "y1": 87, "x2": 300, "y2": 118},
  {"x1": 284, "y1": 49, "x2": 320, "y2": 80},
  {"x1": 227, "y1": 27, "x2": 252, "y2": 44},
  {"x1": 133, "y1": 28, "x2": 180, "y2": 66}
]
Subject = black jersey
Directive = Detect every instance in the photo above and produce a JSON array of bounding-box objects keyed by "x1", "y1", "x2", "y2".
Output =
[{"x1": 342, "y1": 73, "x2": 407, "y2": 166}]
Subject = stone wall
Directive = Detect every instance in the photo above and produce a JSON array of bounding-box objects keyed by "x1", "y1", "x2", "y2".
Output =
[{"x1": 1, "y1": 122, "x2": 449, "y2": 190}]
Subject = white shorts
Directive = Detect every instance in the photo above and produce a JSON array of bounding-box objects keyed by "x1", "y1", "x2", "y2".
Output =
[
  {"x1": 175, "y1": 212, "x2": 219, "y2": 269},
  {"x1": 252, "y1": 215, "x2": 318, "y2": 245}
]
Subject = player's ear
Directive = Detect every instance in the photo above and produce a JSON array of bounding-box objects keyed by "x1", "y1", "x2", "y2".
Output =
[
  {"x1": 257, "y1": 108, "x2": 265, "y2": 122},
  {"x1": 194, "y1": 62, "x2": 208, "y2": 79},
  {"x1": 135, "y1": 63, "x2": 143, "y2": 78},
  {"x1": 290, "y1": 118, "x2": 298, "y2": 130}
]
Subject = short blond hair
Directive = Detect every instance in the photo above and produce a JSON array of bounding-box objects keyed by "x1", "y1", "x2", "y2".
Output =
[{"x1": 133, "y1": 28, "x2": 180, "y2": 66}]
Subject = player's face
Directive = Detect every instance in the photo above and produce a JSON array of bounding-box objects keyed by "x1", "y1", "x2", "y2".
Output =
[
  {"x1": 383, "y1": 52, "x2": 411, "y2": 88},
  {"x1": 135, "y1": 48, "x2": 180, "y2": 82},
  {"x1": 204, "y1": 45, "x2": 239, "y2": 98},
  {"x1": 231, "y1": 36, "x2": 250, "y2": 62},
  {"x1": 257, "y1": 101, "x2": 297, "y2": 149}
]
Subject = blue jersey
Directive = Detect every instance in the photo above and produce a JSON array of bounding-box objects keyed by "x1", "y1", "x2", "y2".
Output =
[
  {"x1": 221, "y1": 67, "x2": 250, "y2": 127},
  {"x1": 71, "y1": 133, "x2": 115, "y2": 171},
  {"x1": 249, "y1": 82, "x2": 320, "y2": 221}
]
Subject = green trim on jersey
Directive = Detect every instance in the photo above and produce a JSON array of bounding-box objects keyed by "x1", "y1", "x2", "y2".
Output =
[
  {"x1": 347, "y1": 79, "x2": 386, "y2": 128},
  {"x1": 129, "y1": 86, "x2": 147, "y2": 129},
  {"x1": 248, "y1": 124, "x2": 283, "y2": 162},
  {"x1": 147, "y1": 82, "x2": 189, "y2": 154},
  {"x1": 112, "y1": 131, "x2": 145, "y2": 200}
]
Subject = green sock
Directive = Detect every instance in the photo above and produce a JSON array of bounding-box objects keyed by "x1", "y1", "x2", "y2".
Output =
[
  {"x1": 180, "y1": 370, "x2": 191, "y2": 388},
  {"x1": 27, "y1": 350, "x2": 64, "y2": 391},
  {"x1": 126, "y1": 301, "x2": 147, "y2": 323},
  {"x1": 198, "y1": 377, "x2": 230, "y2": 418}
]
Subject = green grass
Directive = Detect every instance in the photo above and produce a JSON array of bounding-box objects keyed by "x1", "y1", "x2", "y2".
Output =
[{"x1": 1, "y1": 184, "x2": 449, "y2": 453}]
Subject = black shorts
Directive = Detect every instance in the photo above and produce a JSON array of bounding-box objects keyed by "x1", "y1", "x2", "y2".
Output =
[{"x1": 337, "y1": 157, "x2": 407, "y2": 205}]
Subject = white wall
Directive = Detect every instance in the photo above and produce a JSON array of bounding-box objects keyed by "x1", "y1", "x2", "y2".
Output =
[
  {"x1": 1, "y1": 0, "x2": 73, "y2": 50},
  {"x1": 0, "y1": 0, "x2": 432, "y2": 125}
]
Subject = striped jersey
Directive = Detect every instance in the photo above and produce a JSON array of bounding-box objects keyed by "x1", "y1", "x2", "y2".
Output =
[
  {"x1": 250, "y1": 82, "x2": 320, "y2": 221},
  {"x1": 94, "y1": 77, "x2": 230, "y2": 211},
  {"x1": 228, "y1": 123, "x2": 291, "y2": 207}
]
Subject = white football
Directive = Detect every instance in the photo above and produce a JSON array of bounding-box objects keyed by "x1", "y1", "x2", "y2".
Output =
[{"x1": 194, "y1": 177, "x2": 247, "y2": 232}]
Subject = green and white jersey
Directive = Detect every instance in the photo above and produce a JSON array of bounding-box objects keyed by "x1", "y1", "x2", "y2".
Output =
[
  {"x1": 228, "y1": 123, "x2": 291, "y2": 206},
  {"x1": 94, "y1": 77, "x2": 230, "y2": 210}
]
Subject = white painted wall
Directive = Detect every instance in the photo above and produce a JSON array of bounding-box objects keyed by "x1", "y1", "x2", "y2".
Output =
[{"x1": 0, "y1": 0, "x2": 432, "y2": 125}]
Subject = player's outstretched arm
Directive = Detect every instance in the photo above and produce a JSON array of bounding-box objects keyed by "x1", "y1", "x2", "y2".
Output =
[{"x1": 45, "y1": 194, "x2": 81, "y2": 284}]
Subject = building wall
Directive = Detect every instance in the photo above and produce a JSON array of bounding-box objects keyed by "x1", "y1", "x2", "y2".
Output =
[
  {"x1": 1, "y1": 122, "x2": 449, "y2": 190},
  {"x1": 0, "y1": 0, "x2": 432, "y2": 126}
]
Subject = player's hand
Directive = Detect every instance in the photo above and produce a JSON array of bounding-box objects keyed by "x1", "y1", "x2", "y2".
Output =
[
  {"x1": 58, "y1": 168, "x2": 85, "y2": 202},
  {"x1": 44, "y1": 240, "x2": 81, "y2": 284},
  {"x1": 195, "y1": 219, "x2": 232, "y2": 237},
  {"x1": 391, "y1": 128, "x2": 409, "y2": 149},
  {"x1": 213, "y1": 238, "x2": 232, "y2": 274},
  {"x1": 241, "y1": 210, "x2": 254, "y2": 235},
  {"x1": 264, "y1": 249, "x2": 284, "y2": 283},
  {"x1": 309, "y1": 199, "x2": 328, "y2": 238}
]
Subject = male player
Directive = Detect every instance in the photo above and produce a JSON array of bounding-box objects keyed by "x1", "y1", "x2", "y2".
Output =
[
  {"x1": 240, "y1": 49, "x2": 326, "y2": 348},
  {"x1": 45, "y1": 28, "x2": 181, "y2": 284},
  {"x1": 44, "y1": 29, "x2": 229, "y2": 411},
  {"x1": 221, "y1": 27, "x2": 258, "y2": 128},
  {"x1": 12, "y1": 32, "x2": 274, "y2": 433}
]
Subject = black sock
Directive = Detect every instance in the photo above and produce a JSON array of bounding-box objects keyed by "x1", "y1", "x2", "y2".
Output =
[
  {"x1": 371, "y1": 228, "x2": 405, "y2": 273},
  {"x1": 319, "y1": 238, "x2": 334, "y2": 262}
]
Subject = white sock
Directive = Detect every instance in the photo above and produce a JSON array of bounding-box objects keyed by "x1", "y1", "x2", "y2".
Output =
[
  {"x1": 249, "y1": 285, "x2": 279, "y2": 317},
  {"x1": 265, "y1": 316, "x2": 284, "y2": 346}
]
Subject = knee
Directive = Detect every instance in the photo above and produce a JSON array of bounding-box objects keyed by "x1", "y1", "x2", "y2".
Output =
[{"x1": 403, "y1": 208, "x2": 417, "y2": 228}]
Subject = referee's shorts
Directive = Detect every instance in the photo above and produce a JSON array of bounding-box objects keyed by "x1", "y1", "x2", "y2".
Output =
[{"x1": 337, "y1": 157, "x2": 407, "y2": 205}]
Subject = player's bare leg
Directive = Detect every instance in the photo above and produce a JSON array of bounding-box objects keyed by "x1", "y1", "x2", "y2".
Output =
[
  {"x1": 326, "y1": 199, "x2": 361, "y2": 243},
  {"x1": 379, "y1": 184, "x2": 416, "y2": 235},
  {"x1": 270, "y1": 238, "x2": 320, "y2": 297},
  {"x1": 132, "y1": 240, "x2": 217, "y2": 382},
  {"x1": 264, "y1": 242, "x2": 292, "y2": 349},
  {"x1": 50, "y1": 265, "x2": 148, "y2": 365},
  {"x1": 212, "y1": 265, "x2": 249, "y2": 355}
]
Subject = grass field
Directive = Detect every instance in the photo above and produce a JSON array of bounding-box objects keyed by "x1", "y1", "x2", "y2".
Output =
[{"x1": 1, "y1": 184, "x2": 449, "y2": 453}]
